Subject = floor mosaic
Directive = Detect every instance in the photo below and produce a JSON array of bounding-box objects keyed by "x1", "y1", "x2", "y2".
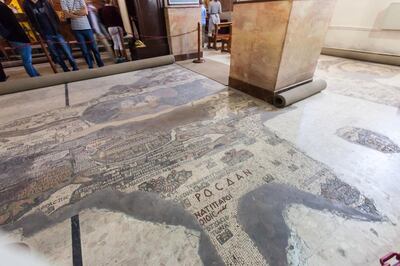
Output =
[{"x1": 0, "y1": 59, "x2": 399, "y2": 266}]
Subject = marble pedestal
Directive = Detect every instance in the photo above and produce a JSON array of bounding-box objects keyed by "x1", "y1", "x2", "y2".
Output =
[{"x1": 229, "y1": 0, "x2": 336, "y2": 103}]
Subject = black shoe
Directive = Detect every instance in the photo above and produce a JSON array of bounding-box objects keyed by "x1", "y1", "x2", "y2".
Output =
[{"x1": 115, "y1": 57, "x2": 125, "y2": 64}]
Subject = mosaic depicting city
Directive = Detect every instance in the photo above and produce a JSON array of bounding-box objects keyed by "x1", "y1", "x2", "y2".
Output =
[{"x1": 0, "y1": 61, "x2": 399, "y2": 266}]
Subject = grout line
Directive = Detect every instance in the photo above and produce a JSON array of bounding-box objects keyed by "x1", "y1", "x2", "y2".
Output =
[
  {"x1": 65, "y1": 83, "x2": 70, "y2": 107},
  {"x1": 71, "y1": 215, "x2": 83, "y2": 266}
]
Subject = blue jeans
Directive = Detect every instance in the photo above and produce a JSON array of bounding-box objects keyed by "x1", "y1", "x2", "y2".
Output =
[
  {"x1": 45, "y1": 34, "x2": 78, "y2": 72},
  {"x1": 73, "y1": 29, "x2": 104, "y2": 68},
  {"x1": 9, "y1": 41, "x2": 40, "y2": 77}
]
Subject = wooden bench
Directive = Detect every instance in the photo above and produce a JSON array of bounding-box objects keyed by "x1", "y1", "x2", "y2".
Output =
[{"x1": 210, "y1": 22, "x2": 232, "y2": 52}]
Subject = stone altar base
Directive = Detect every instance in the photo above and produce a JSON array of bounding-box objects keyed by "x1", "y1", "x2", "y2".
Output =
[{"x1": 229, "y1": 0, "x2": 336, "y2": 103}]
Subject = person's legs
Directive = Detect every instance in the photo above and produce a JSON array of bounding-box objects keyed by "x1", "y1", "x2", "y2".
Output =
[
  {"x1": 202, "y1": 25, "x2": 206, "y2": 48},
  {"x1": 45, "y1": 35, "x2": 69, "y2": 72},
  {"x1": 208, "y1": 19, "x2": 214, "y2": 37},
  {"x1": 96, "y1": 32, "x2": 113, "y2": 56},
  {"x1": 10, "y1": 42, "x2": 40, "y2": 77},
  {"x1": 108, "y1": 27, "x2": 118, "y2": 59},
  {"x1": 117, "y1": 26, "x2": 128, "y2": 60},
  {"x1": 208, "y1": 20, "x2": 214, "y2": 49},
  {"x1": 54, "y1": 34, "x2": 79, "y2": 71},
  {"x1": 73, "y1": 30, "x2": 93, "y2": 68},
  {"x1": 83, "y1": 29, "x2": 104, "y2": 67},
  {"x1": 108, "y1": 27, "x2": 122, "y2": 58}
]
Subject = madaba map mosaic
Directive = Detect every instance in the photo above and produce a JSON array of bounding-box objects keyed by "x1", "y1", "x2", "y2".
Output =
[{"x1": 0, "y1": 62, "x2": 399, "y2": 266}]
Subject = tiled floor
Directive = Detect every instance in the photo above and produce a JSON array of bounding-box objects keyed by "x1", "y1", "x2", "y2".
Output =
[{"x1": 0, "y1": 52, "x2": 399, "y2": 266}]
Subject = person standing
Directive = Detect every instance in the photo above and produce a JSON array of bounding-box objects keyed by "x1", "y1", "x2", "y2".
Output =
[
  {"x1": 0, "y1": 1, "x2": 40, "y2": 77},
  {"x1": 98, "y1": 0, "x2": 126, "y2": 62},
  {"x1": 208, "y1": 0, "x2": 221, "y2": 47},
  {"x1": 200, "y1": 1, "x2": 207, "y2": 48},
  {"x1": 60, "y1": 0, "x2": 104, "y2": 68},
  {"x1": 23, "y1": 0, "x2": 79, "y2": 72},
  {"x1": 87, "y1": 1, "x2": 113, "y2": 57}
]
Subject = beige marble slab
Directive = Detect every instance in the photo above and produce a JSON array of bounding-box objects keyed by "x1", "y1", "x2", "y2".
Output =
[
  {"x1": 165, "y1": 7, "x2": 201, "y2": 57},
  {"x1": 0, "y1": 85, "x2": 65, "y2": 124},
  {"x1": 230, "y1": 1, "x2": 291, "y2": 91},
  {"x1": 79, "y1": 209, "x2": 202, "y2": 266},
  {"x1": 230, "y1": 0, "x2": 336, "y2": 95},
  {"x1": 276, "y1": 0, "x2": 336, "y2": 90}
]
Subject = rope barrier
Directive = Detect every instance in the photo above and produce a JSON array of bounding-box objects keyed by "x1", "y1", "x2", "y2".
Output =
[
  {"x1": 2, "y1": 28, "x2": 198, "y2": 51},
  {"x1": 139, "y1": 28, "x2": 198, "y2": 40}
]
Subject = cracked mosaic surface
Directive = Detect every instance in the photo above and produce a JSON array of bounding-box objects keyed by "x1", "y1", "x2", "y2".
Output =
[
  {"x1": 316, "y1": 55, "x2": 400, "y2": 107},
  {"x1": 0, "y1": 63, "x2": 397, "y2": 266}
]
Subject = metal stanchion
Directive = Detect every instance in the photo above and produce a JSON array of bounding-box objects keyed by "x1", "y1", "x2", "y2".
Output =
[{"x1": 193, "y1": 22, "x2": 205, "y2": 63}]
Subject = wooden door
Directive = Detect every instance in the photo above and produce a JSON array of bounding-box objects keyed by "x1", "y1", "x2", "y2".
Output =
[{"x1": 126, "y1": 0, "x2": 170, "y2": 59}]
